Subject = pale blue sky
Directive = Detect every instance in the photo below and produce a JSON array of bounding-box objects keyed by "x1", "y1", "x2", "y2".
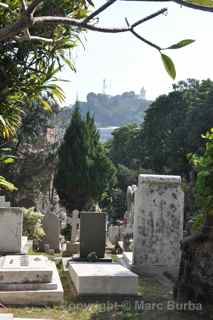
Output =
[{"x1": 59, "y1": 0, "x2": 213, "y2": 105}]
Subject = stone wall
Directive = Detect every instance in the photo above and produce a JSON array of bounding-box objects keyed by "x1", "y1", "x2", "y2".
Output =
[{"x1": 133, "y1": 174, "x2": 184, "y2": 277}]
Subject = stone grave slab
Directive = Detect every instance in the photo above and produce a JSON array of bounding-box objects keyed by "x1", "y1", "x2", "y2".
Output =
[
  {"x1": 0, "y1": 255, "x2": 53, "y2": 283},
  {"x1": 0, "y1": 208, "x2": 23, "y2": 254},
  {"x1": 69, "y1": 262, "x2": 138, "y2": 295},
  {"x1": 0, "y1": 261, "x2": 63, "y2": 306}
]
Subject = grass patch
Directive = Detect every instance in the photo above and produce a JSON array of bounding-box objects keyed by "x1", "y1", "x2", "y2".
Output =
[{"x1": 2, "y1": 256, "x2": 212, "y2": 320}]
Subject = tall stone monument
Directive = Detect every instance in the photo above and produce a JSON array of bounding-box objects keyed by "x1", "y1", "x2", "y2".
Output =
[{"x1": 133, "y1": 174, "x2": 184, "y2": 277}]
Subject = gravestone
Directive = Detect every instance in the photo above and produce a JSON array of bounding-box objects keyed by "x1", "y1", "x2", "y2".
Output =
[
  {"x1": 126, "y1": 185, "x2": 137, "y2": 234},
  {"x1": 0, "y1": 196, "x2": 11, "y2": 208},
  {"x1": 108, "y1": 225, "x2": 121, "y2": 245},
  {"x1": 71, "y1": 209, "x2": 80, "y2": 243},
  {"x1": 0, "y1": 196, "x2": 23, "y2": 254},
  {"x1": 80, "y1": 211, "x2": 106, "y2": 258},
  {"x1": 133, "y1": 174, "x2": 184, "y2": 277},
  {"x1": 42, "y1": 213, "x2": 60, "y2": 252}
]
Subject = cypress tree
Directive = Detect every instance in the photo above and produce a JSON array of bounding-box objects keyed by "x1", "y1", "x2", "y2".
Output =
[{"x1": 54, "y1": 104, "x2": 115, "y2": 213}]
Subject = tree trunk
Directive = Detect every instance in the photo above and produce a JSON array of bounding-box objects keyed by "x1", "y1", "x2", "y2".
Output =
[{"x1": 174, "y1": 214, "x2": 213, "y2": 304}]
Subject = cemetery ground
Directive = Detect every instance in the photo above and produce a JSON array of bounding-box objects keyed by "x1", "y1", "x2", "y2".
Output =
[{"x1": 3, "y1": 253, "x2": 212, "y2": 320}]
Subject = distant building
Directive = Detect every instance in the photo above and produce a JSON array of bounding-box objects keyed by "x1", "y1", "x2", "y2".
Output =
[{"x1": 139, "y1": 87, "x2": 146, "y2": 100}]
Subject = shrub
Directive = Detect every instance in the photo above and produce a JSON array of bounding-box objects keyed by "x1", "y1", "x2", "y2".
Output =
[{"x1": 23, "y1": 207, "x2": 45, "y2": 241}]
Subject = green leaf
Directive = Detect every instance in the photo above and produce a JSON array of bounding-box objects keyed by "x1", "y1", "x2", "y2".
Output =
[
  {"x1": 166, "y1": 39, "x2": 195, "y2": 50},
  {"x1": 187, "y1": 0, "x2": 213, "y2": 7},
  {"x1": 160, "y1": 53, "x2": 176, "y2": 80},
  {"x1": 0, "y1": 176, "x2": 17, "y2": 191},
  {"x1": 2, "y1": 157, "x2": 15, "y2": 164},
  {"x1": 41, "y1": 100, "x2": 52, "y2": 112},
  {"x1": 0, "y1": 115, "x2": 6, "y2": 127},
  {"x1": 61, "y1": 55, "x2": 76, "y2": 72}
]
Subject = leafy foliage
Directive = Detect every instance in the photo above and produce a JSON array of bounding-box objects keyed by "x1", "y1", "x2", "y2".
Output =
[
  {"x1": 0, "y1": 0, "x2": 90, "y2": 191},
  {"x1": 109, "y1": 124, "x2": 142, "y2": 168},
  {"x1": 140, "y1": 79, "x2": 213, "y2": 177},
  {"x1": 191, "y1": 128, "x2": 213, "y2": 216},
  {"x1": 23, "y1": 207, "x2": 45, "y2": 241}
]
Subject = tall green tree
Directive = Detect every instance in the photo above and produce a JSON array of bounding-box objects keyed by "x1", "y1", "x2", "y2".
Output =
[
  {"x1": 175, "y1": 129, "x2": 213, "y2": 304},
  {"x1": 54, "y1": 105, "x2": 116, "y2": 213},
  {"x1": 109, "y1": 124, "x2": 141, "y2": 169},
  {"x1": 140, "y1": 79, "x2": 213, "y2": 177}
]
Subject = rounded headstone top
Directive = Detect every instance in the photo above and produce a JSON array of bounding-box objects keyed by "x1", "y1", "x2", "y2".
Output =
[{"x1": 138, "y1": 174, "x2": 181, "y2": 185}]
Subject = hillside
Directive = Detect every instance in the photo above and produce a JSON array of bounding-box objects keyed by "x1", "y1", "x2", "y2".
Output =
[{"x1": 53, "y1": 91, "x2": 151, "y2": 133}]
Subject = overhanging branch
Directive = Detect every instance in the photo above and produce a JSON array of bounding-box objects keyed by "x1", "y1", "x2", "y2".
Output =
[{"x1": 121, "y1": 0, "x2": 213, "y2": 12}]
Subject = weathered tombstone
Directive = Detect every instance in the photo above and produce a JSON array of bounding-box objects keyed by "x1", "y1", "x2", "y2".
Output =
[
  {"x1": 42, "y1": 213, "x2": 60, "y2": 252},
  {"x1": 126, "y1": 185, "x2": 137, "y2": 234},
  {"x1": 71, "y1": 209, "x2": 80, "y2": 243},
  {"x1": 80, "y1": 211, "x2": 106, "y2": 258},
  {"x1": 0, "y1": 196, "x2": 23, "y2": 254},
  {"x1": 108, "y1": 225, "x2": 121, "y2": 245},
  {"x1": 0, "y1": 195, "x2": 11, "y2": 208},
  {"x1": 133, "y1": 174, "x2": 184, "y2": 277}
]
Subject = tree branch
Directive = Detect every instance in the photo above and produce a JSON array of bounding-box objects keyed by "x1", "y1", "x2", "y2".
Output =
[
  {"x1": 34, "y1": 16, "x2": 129, "y2": 33},
  {"x1": 131, "y1": 29, "x2": 162, "y2": 50},
  {"x1": 21, "y1": 0, "x2": 28, "y2": 12},
  {"x1": 26, "y1": 0, "x2": 43, "y2": 15},
  {"x1": 0, "y1": 0, "x2": 165, "y2": 53},
  {"x1": 15, "y1": 35, "x2": 62, "y2": 43},
  {"x1": 84, "y1": 0, "x2": 118, "y2": 23},
  {"x1": 0, "y1": 17, "x2": 33, "y2": 42},
  {"x1": 122, "y1": 0, "x2": 213, "y2": 12},
  {"x1": 131, "y1": 7, "x2": 167, "y2": 28}
]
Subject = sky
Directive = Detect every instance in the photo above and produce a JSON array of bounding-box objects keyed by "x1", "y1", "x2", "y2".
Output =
[{"x1": 59, "y1": 0, "x2": 213, "y2": 105}]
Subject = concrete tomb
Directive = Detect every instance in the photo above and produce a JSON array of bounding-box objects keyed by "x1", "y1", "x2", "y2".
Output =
[
  {"x1": 0, "y1": 255, "x2": 63, "y2": 305},
  {"x1": 68, "y1": 211, "x2": 139, "y2": 296},
  {"x1": 69, "y1": 262, "x2": 138, "y2": 295},
  {"x1": 133, "y1": 174, "x2": 184, "y2": 276}
]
